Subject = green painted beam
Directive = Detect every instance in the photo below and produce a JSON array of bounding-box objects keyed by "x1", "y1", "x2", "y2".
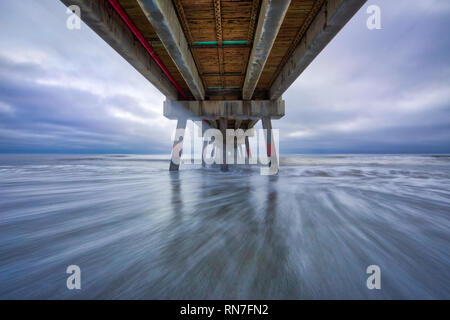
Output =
[
  {"x1": 223, "y1": 40, "x2": 247, "y2": 44},
  {"x1": 193, "y1": 40, "x2": 247, "y2": 45}
]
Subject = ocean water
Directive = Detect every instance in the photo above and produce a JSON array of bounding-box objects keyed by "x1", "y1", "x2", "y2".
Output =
[{"x1": 0, "y1": 154, "x2": 448, "y2": 299}]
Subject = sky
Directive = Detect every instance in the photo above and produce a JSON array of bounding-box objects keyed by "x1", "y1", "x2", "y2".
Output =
[{"x1": 0, "y1": 0, "x2": 449, "y2": 154}]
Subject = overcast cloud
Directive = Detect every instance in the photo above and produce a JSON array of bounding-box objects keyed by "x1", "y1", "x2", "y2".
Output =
[{"x1": 0, "y1": 0, "x2": 449, "y2": 154}]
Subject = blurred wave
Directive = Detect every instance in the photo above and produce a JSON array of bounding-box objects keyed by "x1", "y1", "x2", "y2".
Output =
[{"x1": 0, "y1": 154, "x2": 448, "y2": 299}]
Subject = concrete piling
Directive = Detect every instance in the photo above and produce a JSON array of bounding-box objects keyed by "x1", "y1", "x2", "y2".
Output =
[{"x1": 169, "y1": 118, "x2": 187, "y2": 171}]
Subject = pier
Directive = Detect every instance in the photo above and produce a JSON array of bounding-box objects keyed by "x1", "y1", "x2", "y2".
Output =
[{"x1": 61, "y1": 0, "x2": 366, "y2": 171}]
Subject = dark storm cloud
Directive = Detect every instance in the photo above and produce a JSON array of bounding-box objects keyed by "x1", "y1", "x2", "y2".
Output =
[
  {"x1": 0, "y1": 0, "x2": 174, "y2": 153},
  {"x1": 0, "y1": 53, "x2": 170, "y2": 153},
  {"x1": 0, "y1": 0, "x2": 449, "y2": 154},
  {"x1": 275, "y1": 0, "x2": 450, "y2": 153}
]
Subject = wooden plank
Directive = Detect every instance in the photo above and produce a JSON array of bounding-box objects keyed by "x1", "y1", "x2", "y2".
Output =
[{"x1": 180, "y1": 0, "x2": 259, "y2": 100}]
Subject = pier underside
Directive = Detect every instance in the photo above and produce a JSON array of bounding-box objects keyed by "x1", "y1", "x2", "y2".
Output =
[{"x1": 59, "y1": 0, "x2": 366, "y2": 172}]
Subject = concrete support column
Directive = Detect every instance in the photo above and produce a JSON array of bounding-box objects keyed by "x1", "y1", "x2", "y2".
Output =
[
  {"x1": 233, "y1": 138, "x2": 238, "y2": 166},
  {"x1": 245, "y1": 135, "x2": 251, "y2": 165},
  {"x1": 261, "y1": 117, "x2": 278, "y2": 174},
  {"x1": 219, "y1": 117, "x2": 228, "y2": 172},
  {"x1": 211, "y1": 144, "x2": 216, "y2": 159},
  {"x1": 238, "y1": 144, "x2": 244, "y2": 164},
  {"x1": 169, "y1": 118, "x2": 187, "y2": 171},
  {"x1": 201, "y1": 123, "x2": 207, "y2": 167},
  {"x1": 202, "y1": 140, "x2": 208, "y2": 168}
]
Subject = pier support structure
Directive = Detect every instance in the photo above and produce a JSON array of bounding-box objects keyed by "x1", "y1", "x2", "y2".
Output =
[
  {"x1": 261, "y1": 117, "x2": 279, "y2": 175},
  {"x1": 164, "y1": 99, "x2": 284, "y2": 172},
  {"x1": 169, "y1": 117, "x2": 187, "y2": 171},
  {"x1": 245, "y1": 135, "x2": 251, "y2": 165},
  {"x1": 59, "y1": 0, "x2": 366, "y2": 174}
]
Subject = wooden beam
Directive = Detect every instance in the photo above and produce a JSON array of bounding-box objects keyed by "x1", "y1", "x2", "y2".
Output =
[
  {"x1": 242, "y1": 0, "x2": 291, "y2": 100},
  {"x1": 206, "y1": 88, "x2": 241, "y2": 97},
  {"x1": 189, "y1": 44, "x2": 251, "y2": 49},
  {"x1": 137, "y1": 0, "x2": 205, "y2": 100},
  {"x1": 213, "y1": 0, "x2": 224, "y2": 45},
  {"x1": 202, "y1": 72, "x2": 244, "y2": 77},
  {"x1": 270, "y1": 0, "x2": 367, "y2": 99},
  {"x1": 206, "y1": 88, "x2": 268, "y2": 98},
  {"x1": 213, "y1": 0, "x2": 225, "y2": 89}
]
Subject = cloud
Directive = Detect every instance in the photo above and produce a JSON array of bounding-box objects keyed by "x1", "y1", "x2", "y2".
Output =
[
  {"x1": 0, "y1": 48, "x2": 173, "y2": 153},
  {"x1": 0, "y1": 0, "x2": 180, "y2": 154},
  {"x1": 0, "y1": 0, "x2": 449, "y2": 154},
  {"x1": 274, "y1": 0, "x2": 450, "y2": 153},
  {"x1": 0, "y1": 101, "x2": 14, "y2": 115}
]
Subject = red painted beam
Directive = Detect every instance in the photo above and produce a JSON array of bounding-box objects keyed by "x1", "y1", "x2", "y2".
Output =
[{"x1": 106, "y1": 0, "x2": 189, "y2": 100}]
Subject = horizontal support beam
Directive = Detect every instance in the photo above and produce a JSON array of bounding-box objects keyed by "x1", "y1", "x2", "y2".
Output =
[
  {"x1": 60, "y1": 0, "x2": 178, "y2": 99},
  {"x1": 205, "y1": 88, "x2": 268, "y2": 98},
  {"x1": 190, "y1": 44, "x2": 252, "y2": 49},
  {"x1": 205, "y1": 88, "x2": 241, "y2": 97},
  {"x1": 193, "y1": 40, "x2": 248, "y2": 45},
  {"x1": 137, "y1": 0, "x2": 205, "y2": 100},
  {"x1": 202, "y1": 72, "x2": 244, "y2": 77},
  {"x1": 164, "y1": 99, "x2": 285, "y2": 120},
  {"x1": 242, "y1": 0, "x2": 291, "y2": 100},
  {"x1": 270, "y1": 0, "x2": 366, "y2": 99}
]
